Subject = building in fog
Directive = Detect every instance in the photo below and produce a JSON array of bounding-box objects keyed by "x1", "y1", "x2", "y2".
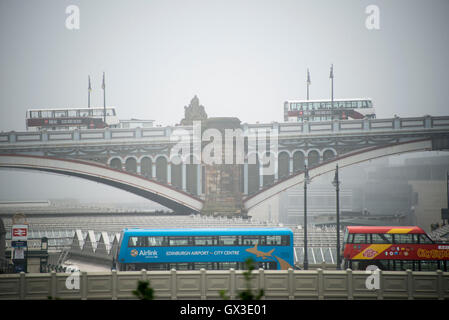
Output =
[{"x1": 278, "y1": 154, "x2": 449, "y2": 232}]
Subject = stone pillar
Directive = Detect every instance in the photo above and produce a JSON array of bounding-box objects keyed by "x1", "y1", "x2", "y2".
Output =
[
  {"x1": 167, "y1": 162, "x2": 172, "y2": 184},
  {"x1": 274, "y1": 156, "x2": 279, "y2": 182},
  {"x1": 182, "y1": 163, "x2": 187, "y2": 191},
  {"x1": 259, "y1": 161, "x2": 264, "y2": 189},
  {"x1": 151, "y1": 162, "x2": 156, "y2": 178},
  {"x1": 197, "y1": 164, "x2": 202, "y2": 195},
  {"x1": 201, "y1": 117, "x2": 246, "y2": 217},
  {"x1": 243, "y1": 162, "x2": 248, "y2": 195}
]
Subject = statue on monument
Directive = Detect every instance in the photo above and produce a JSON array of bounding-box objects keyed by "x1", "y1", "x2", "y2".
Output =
[{"x1": 180, "y1": 95, "x2": 208, "y2": 125}]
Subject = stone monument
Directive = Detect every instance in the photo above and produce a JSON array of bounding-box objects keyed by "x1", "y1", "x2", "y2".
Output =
[{"x1": 180, "y1": 95, "x2": 208, "y2": 125}]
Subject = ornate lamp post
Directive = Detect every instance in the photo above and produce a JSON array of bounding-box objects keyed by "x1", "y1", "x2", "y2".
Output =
[
  {"x1": 303, "y1": 165, "x2": 311, "y2": 270},
  {"x1": 332, "y1": 164, "x2": 341, "y2": 270}
]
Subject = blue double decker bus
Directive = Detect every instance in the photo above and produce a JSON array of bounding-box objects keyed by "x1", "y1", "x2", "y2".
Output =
[{"x1": 116, "y1": 228, "x2": 294, "y2": 271}]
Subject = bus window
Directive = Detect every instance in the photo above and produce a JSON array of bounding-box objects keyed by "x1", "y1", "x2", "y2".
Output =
[
  {"x1": 93, "y1": 109, "x2": 103, "y2": 116},
  {"x1": 371, "y1": 234, "x2": 392, "y2": 244},
  {"x1": 128, "y1": 236, "x2": 139, "y2": 247},
  {"x1": 174, "y1": 263, "x2": 190, "y2": 270},
  {"x1": 420, "y1": 261, "x2": 439, "y2": 271},
  {"x1": 393, "y1": 234, "x2": 414, "y2": 244},
  {"x1": 126, "y1": 264, "x2": 136, "y2": 271},
  {"x1": 418, "y1": 234, "x2": 433, "y2": 244},
  {"x1": 68, "y1": 110, "x2": 77, "y2": 117},
  {"x1": 147, "y1": 236, "x2": 164, "y2": 246},
  {"x1": 243, "y1": 236, "x2": 259, "y2": 245},
  {"x1": 55, "y1": 110, "x2": 66, "y2": 117},
  {"x1": 353, "y1": 234, "x2": 368, "y2": 244},
  {"x1": 194, "y1": 236, "x2": 217, "y2": 246},
  {"x1": 169, "y1": 237, "x2": 190, "y2": 246},
  {"x1": 41, "y1": 111, "x2": 52, "y2": 118},
  {"x1": 343, "y1": 229, "x2": 350, "y2": 243},
  {"x1": 362, "y1": 101, "x2": 368, "y2": 108},
  {"x1": 219, "y1": 235, "x2": 239, "y2": 245},
  {"x1": 31, "y1": 111, "x2": 40, "y2": 118},
  {"x1": 267, "y1": 235, "x2": 282, "y2": 245}
]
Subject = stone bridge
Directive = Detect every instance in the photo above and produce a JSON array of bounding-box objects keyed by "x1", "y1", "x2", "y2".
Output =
[{"x1": 0, "y1": 115, "x2": 448, "y2": 215}]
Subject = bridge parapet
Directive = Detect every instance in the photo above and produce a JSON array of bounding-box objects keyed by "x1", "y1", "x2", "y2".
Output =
[
  {"x1": 1, "y1": 116, "x2": 449, "y2": 145},
  {"x1": 0, "y1": 268, "x2": 447, "y2": 300}
]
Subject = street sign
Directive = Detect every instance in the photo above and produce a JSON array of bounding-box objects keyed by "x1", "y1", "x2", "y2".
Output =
[
  {"x1": 11, "y1": 225, "x2": 28, "y2": 241},
  {"x1": 11, "y1": 240, "x2": 28, "y2": 248},
  {"x1": 14, "y1": 247, "x2": 25, "y2": 260}
]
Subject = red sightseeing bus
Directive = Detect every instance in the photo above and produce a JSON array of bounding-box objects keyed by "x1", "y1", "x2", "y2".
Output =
[{"x1": 342, "y1": 226, "x2": 449, "y2": 271}]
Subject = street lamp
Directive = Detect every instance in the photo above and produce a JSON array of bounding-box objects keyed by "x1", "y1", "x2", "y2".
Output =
[
  {"x1": 303, "y1": 165, "x2": 311, "y2": 270},
  {"x1": 332, "y1": 164, "x2": 341, "y2": 270}
]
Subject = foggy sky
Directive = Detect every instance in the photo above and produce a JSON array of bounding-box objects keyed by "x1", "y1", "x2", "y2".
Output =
[{"x1": 0, "y1": 0, "x2": 448, "y2": 203}]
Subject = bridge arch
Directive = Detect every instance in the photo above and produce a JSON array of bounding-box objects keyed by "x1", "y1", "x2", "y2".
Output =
[
  {"x1": 124, "y1": 156, "x2": 138, "y2": 174},
  {"x1": 109, "y1": 157, "x2": 122, "y2": 170},
  {"x1": 277, "y1": 151, "x2": 290, "y2": 179},
  {"x1": 155, "y1": 155, "x2": 168, "y2": 183},
  {"x1": 0, "y1": 154, "x2": 203, "y2": 213},
  {"x1": 243, "y1": 138, "x2": 435, "y2": 211},
  {"x1": 140, "y1": 156, "x2": 153, "y2": 178},
  {"x1": 292, "y1": 150, "x2": 305, "y2": 173},
  {"x1": 322, "y1": 148, "x2": 337, "y2": 161},
  {"x1": 307, "y1": 149, "x2": 320, "y2": 167}
]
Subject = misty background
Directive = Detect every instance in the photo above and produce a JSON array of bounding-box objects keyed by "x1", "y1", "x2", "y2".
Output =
[{"x1": 0, "y1": 0, "x2": 448, "y2": 210}]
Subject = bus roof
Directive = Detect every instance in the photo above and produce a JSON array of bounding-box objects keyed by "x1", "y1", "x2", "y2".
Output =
[
  {"x1": 27, "y1": 107, "x2": 116, "y2": 112},
  {"x1": 122, "y1": 227, "x2": 293, "y2": 236},
  {"x1": 284, "y1": 98, "x2": 372, "y2": 103},
  {"x1": 346, "y1": 226, "x2": 426, "y2": 234}
]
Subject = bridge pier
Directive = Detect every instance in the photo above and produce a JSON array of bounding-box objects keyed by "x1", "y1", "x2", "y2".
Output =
[
  {"x1": 197, "y1": 164, "x2": 202, "y2": 196},
  {"x1": 182, "y1": 163, "x2": 186, "y2": 191},
  {"x1": 201, "y1": 117, "x2": 246, "y2": 217},
  {"x1": 243, "y1": 162, "x2": 248, "y2": 195},
  {"x1": 167, "y1": 163, "x2": 171, "y2": 184}
]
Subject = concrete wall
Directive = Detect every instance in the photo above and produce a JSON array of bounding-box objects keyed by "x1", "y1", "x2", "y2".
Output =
[{"x1": 0, "y1": 269, "x2": 448, "y2": 300}]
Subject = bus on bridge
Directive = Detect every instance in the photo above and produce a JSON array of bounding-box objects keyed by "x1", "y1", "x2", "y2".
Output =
[
  {"x1": 342, "y1": 226, "x2": 449, "y2": 271},
  {"x1": 26, "y1": 107, "x2": 120, "y2": 131},
  {"x1": 284, "y1": 98, "x2": 376, "y2": 122},
  {"x1": 116, "y1": 227, "x2": 294, "y2": 271}
]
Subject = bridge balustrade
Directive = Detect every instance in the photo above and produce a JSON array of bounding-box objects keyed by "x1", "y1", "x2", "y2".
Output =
[
  {"x1": 0, "y1": 268, "x2": 447, "y2": 300},
  {"x1": 1, "y1": 116, "x2": 447, "y2": 145}
]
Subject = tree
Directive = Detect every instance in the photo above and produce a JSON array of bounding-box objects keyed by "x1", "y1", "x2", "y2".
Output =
[
  {"x1": 220, "y1": 258, "x2": 264, "y2": 300},
  {"x1": 133, "y1": 280, "x2": 154, "y2": 300}
]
